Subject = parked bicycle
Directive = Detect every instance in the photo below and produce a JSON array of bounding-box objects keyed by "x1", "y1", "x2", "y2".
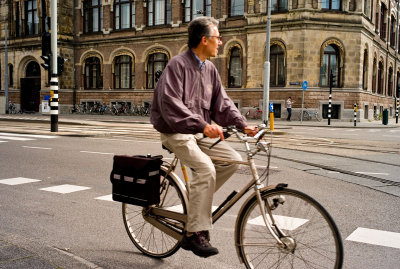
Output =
[
  {"x1": 121, "y1": 124, "x2": 343, "y2": 268},
  {"x1": 245, "y1": 107, "x2": 262, "y2": 120},
  {"x1": 298, "y1": 108, "x2": 321, "y2": 121},
  {"x1": 8, "y1": 102, "x2": 17, "y2": 114}
]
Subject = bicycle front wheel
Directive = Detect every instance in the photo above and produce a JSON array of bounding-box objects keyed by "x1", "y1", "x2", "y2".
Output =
[
  {"x1": 122, "y1": 170, "x2": 187, "y2": 258},
  {"x1": 236, "y1": 188, "x2": 343, "y2": 269}
]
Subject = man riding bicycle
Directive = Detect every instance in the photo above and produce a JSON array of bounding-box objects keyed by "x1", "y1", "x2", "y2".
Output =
[{"x1": 151, "y1": 16, "x2": 255, "y2": 258}]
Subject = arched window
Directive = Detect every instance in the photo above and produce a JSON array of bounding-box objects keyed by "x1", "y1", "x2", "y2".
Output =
[
  {"x1": 25, "y1": 0, "x2": 39, "y2": 36},
  {"x1": 229, "y1": 0, "x2": 244, "y2": 16},
  {"x1": 228, "y1": 47, "x2": 242, "y2": 88},
  {"x1": 184, "y1": 0, "x2": 211, "y2": 22},
  {"x1": 372, "y1": 59, "x2": 377, "y2": 93},
  {"x1": 270, "y1": 45, "x2": 285, "y2": 86},
  {"x1": 84, "y1": 0, "x2": 103, "y2": 33},
  {"x1": 321, "y1": 0, "x2": 341, "y2": 10},
  {"x1": 147, "y1": 53, "x2": 168, "y2": 89},
  {"x1": 84, "y1": 57, "x2": 102, "y2": 89},
  {"x1": 147, "y1": 0, "x2": 171, "y2": 26},
  {"x1": 388, "y1": 67, "x2": 393, "y2": 97},
  {"x1": 377, "y1": 61, "x2": 384, "y2": 94},
  {"x1": 390, "y1": 16, "x2": 396, "y2": 47},
  {"x1": 114, "y1": 55, "x2": 134, "y2": 89},
  {"x1": 320, "y1": 45, "x2": 340, "y2": 87},
  {"x1": 362, "y1": 50, "x2": 368, "y2": 90},
  {"x1": 114, "y1": 0, "x2": 135, "y2": 30}
]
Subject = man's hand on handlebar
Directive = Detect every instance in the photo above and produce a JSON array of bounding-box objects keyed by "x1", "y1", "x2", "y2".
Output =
[
  {"x1": 203, "y1": 124, "x2": 224, "y2": 140},
  {"x1": 244, "y1": 126, "x2": 258, "y2": 137}
]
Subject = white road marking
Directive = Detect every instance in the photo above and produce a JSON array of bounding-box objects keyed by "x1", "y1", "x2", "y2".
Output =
[
  {"x1": 22, "y1": 146, "x2": 52, "y2": 150},
  {"x1": 40, "y1": 184, "x2": 91, "y2": 194},
  {"x1": 95, "y1": 194, "x2": 115, "y2": 202},
  {"x1": 166, "y1": 205, "x2": 218, "y2": 213},
  {"x1": 0, "y1": 135, "x2": 34, "y2": 141},
  {"x1": 0, "y1": 177, "x2": 41, "y2": 185},
  {"x1": 80, "y1": 151, "x2": 114, "y2": 155},
  {"x1": 248, "y1": 215, "x2": 308, "y2": 231},
  {"x1": 355, "y1": 172, "x2": 389, "y2": 176},
  {"x1": 0, "y1": 141, "x2": 6, "y2": 143},
  {"x1": 0, "y1": 132, "x2": 57, "y2": 139},
  {"x1": 346, "y1": 227, "x2": 400, "y2": 249}
]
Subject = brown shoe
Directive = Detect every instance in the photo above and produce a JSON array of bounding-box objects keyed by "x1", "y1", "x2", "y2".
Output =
[{"x1": 181, "y1": 231, "x2": 219, "y2": 258}]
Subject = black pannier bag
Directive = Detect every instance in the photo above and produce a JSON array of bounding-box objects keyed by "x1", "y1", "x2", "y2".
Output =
[{"x1": 110, "y1": 155, "x2": 163, "y2": 206}]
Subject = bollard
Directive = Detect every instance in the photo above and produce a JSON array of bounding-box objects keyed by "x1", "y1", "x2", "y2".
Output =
[
  {"x1": 396, "y1": 97, "x2": 399, "y2": 124},
  {"x1": 354, "y1": 104, "x2": 357, "y2": 127},
  {"x1": 269, "y1": 112, "x2": 274, "y2": 131}
]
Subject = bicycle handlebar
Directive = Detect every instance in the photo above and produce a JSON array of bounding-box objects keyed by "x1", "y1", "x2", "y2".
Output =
[{"x1": 209, "y1": 124, "x2": 268, "y2": 149}]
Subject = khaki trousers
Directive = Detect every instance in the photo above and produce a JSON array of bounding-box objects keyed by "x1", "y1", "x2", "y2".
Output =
[{"x1": 160, "y1": 133, "x2": 242, "y2": 232}]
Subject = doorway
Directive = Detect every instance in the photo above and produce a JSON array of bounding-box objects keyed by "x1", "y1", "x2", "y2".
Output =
[{"x1": 20, "y1": 61, "x2": 41, "y2": 112}]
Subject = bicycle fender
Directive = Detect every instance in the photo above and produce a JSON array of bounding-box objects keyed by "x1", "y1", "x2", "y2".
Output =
[
  {"x1": 161, "y1": 165, "x2": 189, "y2": 208},
  {"x1": 233, "y1": 183, "x2": 287, "y2": 263}
]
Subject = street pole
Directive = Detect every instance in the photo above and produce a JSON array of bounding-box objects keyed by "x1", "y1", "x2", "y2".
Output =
[
  {"x1": 262, "y1": 0, "x2": 272, "y2": 124},
  {"x1": 50, "y1": 0, "x2": 58, "y2": 132},
  {"x1": 328, "y1": 73, "x2": 333, "y2": 125},
  {"x1": 354, "y1": 103, "x2": 357, "y2": 127},
  {"x1": 4, "y1": 24, "x2": 8, "y2": 114}
]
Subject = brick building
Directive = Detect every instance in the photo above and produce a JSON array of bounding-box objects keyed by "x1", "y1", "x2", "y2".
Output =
[{"x1": 0, "y1": 0, "x2": 399, "y2": 121}]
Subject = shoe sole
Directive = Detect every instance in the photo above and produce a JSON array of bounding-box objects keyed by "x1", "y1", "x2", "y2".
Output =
[{"x1": 181, "y1": 243, "x2": 219, "y2": 258}]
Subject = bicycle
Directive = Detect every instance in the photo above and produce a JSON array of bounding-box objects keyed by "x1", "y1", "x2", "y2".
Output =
[
  {"x1": 120, "y1": 124, "x2": 343, "y2": 268},
  {"x1": 299, "y1": 108, "x2": 321, "y2": 121},
  {"x1": 245, "y1": 107, "x2": 262, "y2": 120}
]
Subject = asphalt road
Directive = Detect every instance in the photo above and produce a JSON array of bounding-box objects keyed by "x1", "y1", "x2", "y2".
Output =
[{"x1": 0, "y1": 122, "x2": 399, "y2": 268}]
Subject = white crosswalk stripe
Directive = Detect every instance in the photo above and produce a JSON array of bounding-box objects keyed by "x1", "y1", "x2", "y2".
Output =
[
  {"x1": 0, "y1": 132, "x2": 57, "y2": 143},
  {"x1": 2, "y1": 176, "x2": 400, "y2": 252}
]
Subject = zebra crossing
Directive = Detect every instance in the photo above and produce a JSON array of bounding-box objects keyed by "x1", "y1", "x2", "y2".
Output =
[
  {"x1": 0, "y1": 132, "x2": 57, "y2": 143},
  {"x1": 1, "y1": 175, "x2": 400, "y2": 251}
]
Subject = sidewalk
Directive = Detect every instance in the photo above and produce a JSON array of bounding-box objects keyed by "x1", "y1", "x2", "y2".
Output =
[{"x1": 0, "y1": 113, "x2": 399, "y2": 129}]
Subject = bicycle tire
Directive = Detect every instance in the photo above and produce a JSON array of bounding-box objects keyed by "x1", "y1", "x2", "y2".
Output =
[
  {"x1": 122, "y1": 169, "x2": 187, "y2": 258},
  {"x1": 236, "y1": 188, "x2": 343, "y2": 269}
]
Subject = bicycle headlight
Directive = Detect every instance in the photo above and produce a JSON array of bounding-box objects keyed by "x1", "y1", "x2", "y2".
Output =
[{"x1": 256, "y1": 141, "x2": 270, "y2": 152}]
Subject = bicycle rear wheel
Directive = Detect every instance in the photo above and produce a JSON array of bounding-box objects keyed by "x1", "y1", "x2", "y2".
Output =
[
  {"x1": 122, "y1": 170, "x2": 187, "y2": 258},
  {"x1": 236, "y1": 188, "x2": 343, "y2": 269}
]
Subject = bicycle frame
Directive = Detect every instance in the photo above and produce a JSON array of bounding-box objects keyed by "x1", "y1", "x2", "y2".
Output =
[{"x1": 146, "y1": 126, "x2": 287, "y2": 246}]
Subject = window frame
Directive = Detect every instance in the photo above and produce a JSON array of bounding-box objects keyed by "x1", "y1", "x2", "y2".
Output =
[
  {"x1": 113, "y1": 55, "x2": 135, "y2": 89},
  {"x1": 380, "y1": 4, "x2": 387, "y2": 40},
  {"x1": 271, "y1": 0, "x2": 288, "y2": 13},
  {"x1": 377, "y1": 61, "x2": 384, "y2": 95},
  {"x1": 146, "y1": 53, "x2": 168, "y2": 89},
  {"x1": 229, "y1": 0, "x2": 245, "y2": 17},
  {"x1": 147, "y1": 0, "x2": 172, "y2": 27},
  {"x1": 320, "y1": 44, "x2": 341, "y2": 87},
  {"x1": 270, "y1": 44, "x2": 286, "y2": 87},
  {"x1": 183, "y1": 0, "x2": 211, "y2": 22},
  {"x1": 321, "y1": 0, "x2": 341, "y2": 11},
  {"x1": 388, "y1": 67, "x2": 393, "y2": 96},
  {"x1": 372, "y1": 58, "x2": 377, "y2": 93},
  {"x1": 114, "y1": 0, "x2": 136, "y2": 30},
  {"x1": 362, "y1": 50, "x2": 368, "y2": 91},
  {"x1": 84, "y1": 0, "x2": 103, "y2": 34},
  {"x1": 84, "y1": 57, "x2": 103, "y2": 89},
  {"x1": 228, "y1": 47, "x2": 242, "y2": 88},
  {"x1": 24, "y1": 0, "x2": 39, "y2": 36}
]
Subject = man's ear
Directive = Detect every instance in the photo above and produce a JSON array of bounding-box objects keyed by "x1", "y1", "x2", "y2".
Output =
[{"x1": 201, "y1": 36, "x2": 208, "y2": 45}]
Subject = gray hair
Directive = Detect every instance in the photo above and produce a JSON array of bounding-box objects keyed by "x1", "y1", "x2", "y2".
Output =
[{"x1": 187, "y1": 17, "x2": 219, "y2": 49}]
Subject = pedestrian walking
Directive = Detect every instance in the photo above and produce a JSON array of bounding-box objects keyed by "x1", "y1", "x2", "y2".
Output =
[{"x1": 286, "y1": 97, "x2": 294, "y2": 121}]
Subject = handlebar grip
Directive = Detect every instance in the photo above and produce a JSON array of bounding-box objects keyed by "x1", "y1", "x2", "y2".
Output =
[{"x1": 209, "y1": 132, "x2": 231, "y2": 149}]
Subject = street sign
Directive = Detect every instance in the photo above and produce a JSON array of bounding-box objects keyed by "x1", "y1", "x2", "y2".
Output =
[
  {"x1": 269, "y1": 102, "x2": 274, "y2": 112},
  {"x1": 302, "y1": 81, "x2": 308, "y2": 91}
]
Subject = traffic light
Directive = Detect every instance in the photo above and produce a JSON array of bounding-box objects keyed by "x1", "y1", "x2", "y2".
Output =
[
  {"x1": 40, "y1": 54, "x2": 51, "y2": 70},
  {"x1": 40, "y1": 54, "x2": 52, "y2": 83},
  {"x1": 329, "y1": 72, "x2": 336, "y2": 88},
  {"x1": 41, "y1": 32, "x2": 51, "y2": 57},
  {"x1": 57, "y1": 56, "x2": 64, "y2": 76}
]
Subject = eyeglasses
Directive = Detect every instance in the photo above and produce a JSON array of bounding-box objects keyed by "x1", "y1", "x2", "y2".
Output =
[{"x1": 207, "y1": 35, "x2": 222, "y2": 41}]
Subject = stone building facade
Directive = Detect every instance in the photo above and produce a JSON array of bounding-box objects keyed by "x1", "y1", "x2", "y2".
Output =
[{"x1": 0, "y1": 0, "x2": 399, "y2": 121}]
